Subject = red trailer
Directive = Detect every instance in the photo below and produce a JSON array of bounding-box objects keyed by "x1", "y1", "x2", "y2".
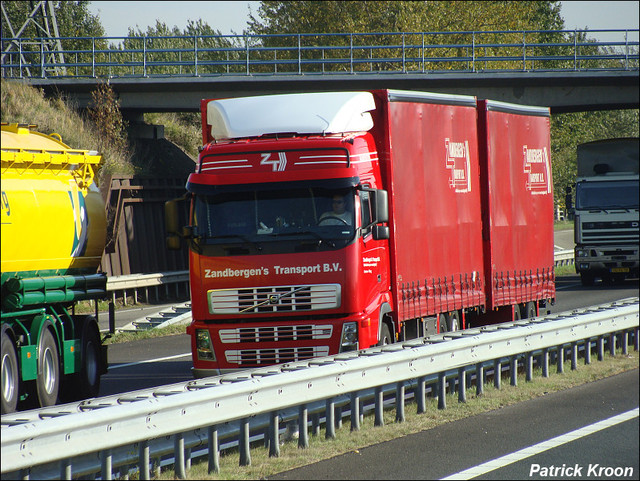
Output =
[{"x1": 165, "y1": 89, "x2": 555, "y2": 377}]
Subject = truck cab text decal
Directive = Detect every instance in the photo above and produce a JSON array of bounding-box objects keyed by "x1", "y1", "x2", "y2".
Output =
[
  {"x1": 445, "y1": 138, "x2": 472, "y2": 193},
  {"x1": 204, "y1": 262, "x2": 342, "y2": 279}
]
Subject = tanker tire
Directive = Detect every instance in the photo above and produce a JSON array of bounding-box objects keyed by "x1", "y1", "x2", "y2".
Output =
[
  {"x1": 78, "y1": 320, "x2": 102, "y2": 399},
  {"x1": 36, "y1": 323, "x2": 60, "y2": 408},
  {"x1": 378, "y1": 323, "x2": 392, "y2": 346},
  {"x1": 1, "y1": 325, "x2": 19, "y2": 414},
  {"x1": 62, "y1": 319, "x2": 102, "y2": 401}
]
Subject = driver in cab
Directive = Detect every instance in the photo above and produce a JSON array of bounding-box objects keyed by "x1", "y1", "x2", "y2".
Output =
[{"x1": 319, "y1": 194, "x2": 353, "y2": 225}]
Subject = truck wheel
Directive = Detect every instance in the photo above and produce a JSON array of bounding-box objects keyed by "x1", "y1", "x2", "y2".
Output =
[
  {"x1": 1, "y1": 326, "x2": 19, "y2": 414},
  {"x1": 523, "y1": 302, "x2": 537, "y2": 319},
  {"x1": 513, "y1": 305, "x2": 522, "y2": 320},
  {"x1": 446, "y1": 311, "x2": 461, "y2": 331},
  {"x1": 378, "y1": 323, "x2": 392, "y2": 346},
  {"x1": 36, "y1": 323, "x2": 60, "y2": 408},
  {"x1": 580, "y1": 273, "x2": 595, "y2": 286}
]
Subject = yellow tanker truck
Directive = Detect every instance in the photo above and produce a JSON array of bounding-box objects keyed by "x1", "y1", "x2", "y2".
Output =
[{"x1": 1, "y1": 123, "x2": 108, "y2": 413}]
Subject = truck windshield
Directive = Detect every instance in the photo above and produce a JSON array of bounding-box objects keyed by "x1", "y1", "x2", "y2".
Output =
[
  {"x1": 191, "y1": 182, "x2": 356, "y2": 251},
  {"x1": 575, "y1": 180, "x2": 639, "y2": 210}
]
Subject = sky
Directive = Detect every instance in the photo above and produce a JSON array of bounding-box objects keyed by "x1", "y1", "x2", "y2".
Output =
[{"x1": 87, "y1": 1, "x2": 639, "y2": 40}]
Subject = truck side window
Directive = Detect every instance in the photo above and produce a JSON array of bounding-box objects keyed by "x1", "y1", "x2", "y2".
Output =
[{"x1": 360, "y1": 190, "x2": 373, "y2": 236}]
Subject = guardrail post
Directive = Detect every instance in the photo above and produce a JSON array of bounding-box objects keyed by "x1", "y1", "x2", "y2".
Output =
[
  {"x1": 139, "y1": 440, "x2": 150, "y2": 480},
  {"x1": 101, "y1": 449, "x2": 112, "y2": 480},
  {"x1": 584, "y1": 338, "x2": 592, "y2": 364},
  {"x1": 525, "y1": 352, "x2": 533, "y2": 381},
  {"x1": 374, "y1": 386, "x2": 384, "y2": 426},
  {"x1": 60, "y1": 459, "x2": 72, "y2": 480},
  {"x1": 557, "y1": 345, "x2": 565, "y2": 373},
  {"x1": 571, "y1": 342, "x2": 578, "y2": 370},
  {"x1": 458, "y1": 367, "x2": 467, "y2": 402},
  {"x1": 621, "y1": 330, "x2": 628, "y2": 355},
  {"x1": 609, "y1": 332, "x2": 616, "y2": 356},
  {"x1": 208, "y1": 425, "x2": 220, "y2": 473},
  {"x1": 335, "y1": 404, "x2": 343, "y2": 429},
  {"x1": 597, "y1": 335, "x2": 605, "y2": 361},
  {"x1": 350, "y1": 391, "x2": 360, "y2": 431},
  {"x1": 635, "y1": 327, "x2": 639, "y2": 352},
  {"x1": 174, "y1": 432, "x2": 186, "y2": 479},
  {"x1": 396, "y1": 381, "x2": 405, "y2": 422},
  {"x1": 416, "y1": 376, "x2": 427, "y2": 413},
  {"x1": 239, "y1": 418, "x2": 251, "y2": 466},
  {"x1": 298, "y1": 405, "x2": 309, "y2": 448},
  {"x1": 541, "y1": 348, "x2": 549, "y2": 377},
  {"x1": 438, "y1": 372, "x2": 447, "y2": 409},
  {"x1": 475, "y1": 362, "x2": 484, "y2": 395},
  {"x1": 493, "y1": 359, "x2": 501, "y2": 389},
  {"x1": 325, "y1": 398, "x2": 336, "y2": 439},
  {"x1": 510, "y1": 356, "x2": 518, "y2": 386},
  {"x1": 268, "y1": 414, "x2": 280, "y2": 457}
]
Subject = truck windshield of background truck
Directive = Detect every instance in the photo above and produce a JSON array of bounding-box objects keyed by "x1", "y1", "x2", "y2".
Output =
[
  {"x1": 575, "y1": 180, "x2": 639, "y2": 210},
  {"x1": 189, "y1": 181, "x2": 357, "y2": 255}
]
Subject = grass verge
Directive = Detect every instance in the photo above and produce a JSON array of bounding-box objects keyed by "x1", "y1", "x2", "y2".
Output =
[{"x1": 153, "y1": 349, "x2": 638, "y2": 480}]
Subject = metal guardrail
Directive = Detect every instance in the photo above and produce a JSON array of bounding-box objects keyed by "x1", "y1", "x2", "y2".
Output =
[
  {"x1": 2, "y1": 297, "x2": 637, "y2": 480},
  {"x1": 2, "y1": 29, "x2": 638, "y2": 79},
  {"x1": 554, "y1": 249, "x2": 575, "y2": 266},
  {"x1": 105, "y1": 271, "x2": 189, "y2": 304}
]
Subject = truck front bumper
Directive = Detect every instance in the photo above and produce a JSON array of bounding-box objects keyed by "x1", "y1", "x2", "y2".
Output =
[{"x1": 575, "y1": 245, "x2": 639, "y2": 277}]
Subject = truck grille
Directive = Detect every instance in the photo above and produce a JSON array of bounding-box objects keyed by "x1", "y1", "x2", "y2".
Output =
[
  {"x1": 207, "y1": 284, "x2": 341, "y2": 314},
  {"x1": 582, "y1": 220, "x2": 639, "y2": 245},
  {"x1": 219, "y1": 324, "x2": 333, "y2": 343},
  {"x1": 225, "y1": 347, "x2": 330, "y2": 366}
]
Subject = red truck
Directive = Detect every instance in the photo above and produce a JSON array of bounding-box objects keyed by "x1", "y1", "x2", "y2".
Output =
[{"x1": 165, "y1": 89, "x2": 555, "y2": 377}]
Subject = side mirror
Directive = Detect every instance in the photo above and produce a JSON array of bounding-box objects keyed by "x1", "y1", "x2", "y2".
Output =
[
  {"x1": 372, "y1": 224, "x2": 389, "y2": 240},
  {"x1": 373, "y1": 189, "x2": 389, "y2": 224}
]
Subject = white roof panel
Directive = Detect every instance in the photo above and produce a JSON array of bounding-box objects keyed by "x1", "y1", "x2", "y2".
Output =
[{"x1": 206, "y1": 91, "x2": 376, "y2": 140}]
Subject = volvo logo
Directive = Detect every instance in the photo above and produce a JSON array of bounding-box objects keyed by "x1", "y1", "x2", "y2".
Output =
[{"x1": 269, "y1": 294, "x2": 280, "y2": 305}]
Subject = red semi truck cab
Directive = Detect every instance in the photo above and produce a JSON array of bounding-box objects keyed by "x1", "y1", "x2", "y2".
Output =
[{"x1": 172, "y1": 92, "x2": 393, "y2": 376}]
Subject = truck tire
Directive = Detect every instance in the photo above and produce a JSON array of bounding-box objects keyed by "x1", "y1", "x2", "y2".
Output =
[
  {"x1": 36, "y1": 323, "x2": 60, "y2": 408},
  {"x1": 1, "y1": 325, "x2": 19, "y2": 414},
  {"x1": 377, "y1": 322, "x2": 393, "y2": 346},
  {"x1": 513, "y1": 305, "x2": 522, "y2": 320},
  {"x1": 523, "y1": 302, "x2": 537, "y2": 319},
  {"x1": 446, "y1": 311, "x2": 461, "y2": 331}
]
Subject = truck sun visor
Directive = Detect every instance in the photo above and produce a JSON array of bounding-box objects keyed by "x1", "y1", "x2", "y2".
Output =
[{"x1": 206, "y1": 91, "x2": 376, "y2": 140}]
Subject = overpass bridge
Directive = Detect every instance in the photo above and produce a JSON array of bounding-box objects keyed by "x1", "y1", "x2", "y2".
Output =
[{"x1": 2, "y1": 30, "x2": 639, "y2": 114}]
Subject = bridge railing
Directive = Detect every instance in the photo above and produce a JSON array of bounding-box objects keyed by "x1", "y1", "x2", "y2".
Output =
[{"x1": 1, "y1": 29, "x2": 638, "y2": 79}]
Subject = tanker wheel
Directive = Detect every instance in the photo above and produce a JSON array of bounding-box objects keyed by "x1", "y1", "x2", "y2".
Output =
[
  {"x1": 377, "y1": 322, "x2": 393, "y2": 346},
  {"x1": 36, "y1": 322, "x2": 60, "y2": 408},
  {"x1": 523, "y1": 302, "x2": 537, "y2": 319},
  {"x1": 1, "y1": 325, "x2": 19, "y2": 414},
  {"x1": 62, "y1": 318, "x2": 102, "y2": 401}
]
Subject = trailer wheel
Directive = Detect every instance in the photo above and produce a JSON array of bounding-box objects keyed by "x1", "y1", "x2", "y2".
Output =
[
  {"x1": 513, "y1": 305, "x2": 522, "y2": 320},
  {"x1": 447, "y1": 311, "x2": 460, "y2": 331},
  {"x1": 523, "y1": 302, "x2": 537, "y2": 319},
  {"x1": 378, "y1": 322, "x2": 393, "y2": 346},
  {"x1": 1, "y1": 325, "x2": 19, "y2": 414},
  {"x1": 36, "y1": 323, "x2": 60, "y2": 408}
]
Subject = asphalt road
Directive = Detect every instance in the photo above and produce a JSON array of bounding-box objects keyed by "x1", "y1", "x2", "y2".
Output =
[{"x1": 267, "y1": 370, "x2": 639, "y2": 480}]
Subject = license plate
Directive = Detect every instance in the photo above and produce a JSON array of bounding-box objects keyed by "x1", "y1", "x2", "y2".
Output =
[{"x1": 610, "y1": 267, "x2": 629, "y2": 273}]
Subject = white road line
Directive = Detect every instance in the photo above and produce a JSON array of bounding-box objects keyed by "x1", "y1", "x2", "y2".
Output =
[
  {"x1": 441, "y1": 407, "x2": 639, "y2": 480},
  {"x1": 109, "y1": 353, "x2": 192, "y2": 369}
]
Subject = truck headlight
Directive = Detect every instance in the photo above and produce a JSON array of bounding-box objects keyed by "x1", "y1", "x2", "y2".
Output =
[
  {"x1": 576, "y1": 249, "x2": 590, "y2": 257},
  {"x1": 339, "y1": 322, "x2": 358, "y2": 352},
  {"x1": 196, "y1": 329, "x2": 216, "y2": 361}
]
